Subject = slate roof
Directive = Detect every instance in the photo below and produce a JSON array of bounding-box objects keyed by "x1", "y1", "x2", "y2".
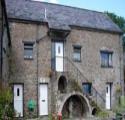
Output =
[{"x1": 5, "y1": 0, "x2": 122, "y2": 33}]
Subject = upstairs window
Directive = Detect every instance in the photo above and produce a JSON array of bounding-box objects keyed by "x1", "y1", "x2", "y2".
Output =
[
  {"x1": 101, "y1": 51, "x2": 113, "y2": 68},
  {"x1": 73, "y1": 45, "x2": 81, "y2": 62},
  {"x1": 24, "y1": 43, "x2": 33, "y2": 59}
]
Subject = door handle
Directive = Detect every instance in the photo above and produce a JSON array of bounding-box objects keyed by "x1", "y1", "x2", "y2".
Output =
[{"x1": 42, "y1": 100, "x2": 45, "y2": 102}]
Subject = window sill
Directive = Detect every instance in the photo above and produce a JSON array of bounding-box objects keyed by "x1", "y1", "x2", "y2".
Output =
[
  {"x1": 101, "y1": 65, "x2": 113, "y2": 68},
  {"x1": 73, "y1": 59, "x2": 81, "y2": 62},
  {"x1": 83, "y1": 92, "x2": 92, "y2": 96},
  {"x1": 24, "y1": 57, "x2": 33, "y2": 60}
]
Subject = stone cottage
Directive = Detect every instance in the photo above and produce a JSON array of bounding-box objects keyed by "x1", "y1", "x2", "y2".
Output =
[{"x1": 5, "y1": 0, "x2": 123, "y2": 119}]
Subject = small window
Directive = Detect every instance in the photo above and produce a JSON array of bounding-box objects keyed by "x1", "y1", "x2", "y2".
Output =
[
  {"x1": 17, "y1": 88, "x2": 20, "y2": 96},
  {"x1": 101, "y1": 51, "x2": 113, "y2": 68},
  {"x1": 82, "y1": 83, "x2": 92, "y2": 95},
  {"x1": 73, "y1": 46, "x2": 81, "y2": 62},
  {"x1": 24, "y1": 43, "x2": 33, "y2": 59},
  {"x1": 58, "y1": 76, "x2": 67, "y2": 93}
]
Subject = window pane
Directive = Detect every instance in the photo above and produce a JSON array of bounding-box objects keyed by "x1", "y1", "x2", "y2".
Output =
[
  {"x1": 101, "y1": 53, "x2": 108, "y2": 66},
  {"x1": 109, "y1": 54, "x2": 112, "y2": 66},
  {"x1": 82, "y1": 83, "x2": 91, "y2": 95},
  {"x1": 101, "y1": 52, "x2": 113, "y2": 67},
  {"x1": 51, "y1": 42, "x2": 55, "y2": 70},
  {"x1": 24, "y1": 49, "x2": 33, "y2": 57},
  {"x1": 73, "y1": 47, "x2": 81, "y2": 61},
  {"x1": 24, "y1": 44, "x2": 33, "y2": 59},
  {"x1": 24, "y1": 45, "x2": 33, "y2": 49}
]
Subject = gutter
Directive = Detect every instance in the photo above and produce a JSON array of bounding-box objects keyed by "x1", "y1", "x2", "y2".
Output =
[{"x1": 7, "y1": 18, "x2": 123, "y2": 35}]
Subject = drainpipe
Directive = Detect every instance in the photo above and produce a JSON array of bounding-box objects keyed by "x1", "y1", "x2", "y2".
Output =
[
  {"x1": 36, "y1": 24, "x2": 39, "y2": 118},
  {"x1": 120, "y1": 35, "x2": 124, "y2": 96},
  {"x1": 0, "y1": 4, "x2": 4, "y2": 82},
  {"x1": 36, "y1": 40, "x2": 39, "y2": 117},
  {"x1": 123, "y1": 34, "x2": 125, "y2": 96}
]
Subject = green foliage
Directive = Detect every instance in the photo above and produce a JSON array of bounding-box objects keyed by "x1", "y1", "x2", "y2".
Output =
[
  {"x1": 116, "y1": 84, "x2": 122, "y2": 94},
  {"x1": 70, "y1": 80, "x2": 82, "y2": 92},
  {"x1": 48, "y1": 113, "x2": 58, "y2": 120},
  {"x1": 91, "y1": 100, "x2": 101, "y2": 113},
  {"x1": 0, "y1": 86, "x2": 14, "y2": 119},
  {"x1": 105, "y1": 12, "x2": 125, "y2": 48},
  {"x1": 96, "y1": 110, "x2": 109, "y2": 119},
  {"x1": 90, "y1": 101, "x2": 109, "y2": 118},
  {"x1": 115, "y1": 96, "x2": 125, "y2": 114},
  {"x1": 115, "y1": 105, "x2": 125, "y2": 114},
  {"x1": 48, "y1": 114, "x2": 52, "y2": 120},
  {"x1": 105, "y1": 12, "x2": 125, "y2": 33}
]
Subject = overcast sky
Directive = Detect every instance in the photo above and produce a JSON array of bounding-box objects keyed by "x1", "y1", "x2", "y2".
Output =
[{"x1": 33, "y1": 0, "x2": 125, "y2": 18}]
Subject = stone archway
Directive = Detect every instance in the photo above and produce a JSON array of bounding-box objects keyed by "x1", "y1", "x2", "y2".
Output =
[{"x1": 58, "y1": 92, "x2": 91, "y2": 119}]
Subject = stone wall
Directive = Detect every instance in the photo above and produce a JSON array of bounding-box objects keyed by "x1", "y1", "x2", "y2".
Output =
[
  {"x1": 65, "y1": 29, "x2": 123, "y2": 108},
  {"x1": 0, "y1": 0, "x2": 10, "y2": 86},
  {"x1": 9, "y1": 21, "x2": 123, "y2": 118},
  {"x1": 9, "y1": 22, "x2": 51, "y2": 117},
  {"x1": 0, "y1": 0, "x2": 2, "y2": 79}
]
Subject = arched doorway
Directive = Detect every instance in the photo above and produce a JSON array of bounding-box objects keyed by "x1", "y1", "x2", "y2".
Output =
[
  {"x1": 59, "y1": 92, "x2": 91, "y2": 119},
  {"x1": 58, "y1": 76, "x2": 67, "y2": 93}
]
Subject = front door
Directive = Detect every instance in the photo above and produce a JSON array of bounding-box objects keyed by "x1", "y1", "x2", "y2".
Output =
[
  {"x1": 55, "y1": 42, "x2": 64, "y2": 72},
  {"x1": 14, "y1": 85, "x2": 23, "y2": 117},
  {"x1": 39, "y1": 84, "x2": 48, "y2": 116},
  {"x1": 106, "y1": 83, "x2": 111, "y2": 109}
]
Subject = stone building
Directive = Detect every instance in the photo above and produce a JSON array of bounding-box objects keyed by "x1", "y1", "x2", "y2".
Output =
[
  {"x1": 5, "y1": 0, "x2": 123, "y2": 119},
  {"x1": 0, "y1": 0, "x2": 11, "y2": 86}
]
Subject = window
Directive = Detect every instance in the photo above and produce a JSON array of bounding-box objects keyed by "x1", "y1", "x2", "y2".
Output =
[
  {"x1": 101, "y1": 51, "x2": 113, "y2": 67},
  {"x1": 58, "y1": 76, "x2": 67, "y2": 93},
  {"x1": 73, "y1": 46, "x2": 81, "y2": 62},
  {"x1": 82, "y1": 83, "x2": 92, "y2": 95},
  {"x1": 17, "y1": 88, "x2": 20, "y2": 96},
  {"x1": 24, "y1": 43, "x2": 33, "y2": 59}
]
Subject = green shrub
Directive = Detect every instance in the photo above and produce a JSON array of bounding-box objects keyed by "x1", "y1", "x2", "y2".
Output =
[
  {"x1": 70, "y1": 80, "x2": 82, "y2": 92},
  {"x1": 0, "y1": 86, "x2": 14, "y2": 119},
  {"x1": 48, "y1": 114, "x2": 52, "y2": 120},
  {"x1": 115, "y1": 105, "x2": 125, "y2": 114},
  {"x1": 114, "y1": 96, "x2": 125, "y2": 114},
  {"x1": 96, "y1": 110, "x2": 109, "y2": 119},
  {"x1": 90, "y1": 101, "x2": 109, "y2": 118}
]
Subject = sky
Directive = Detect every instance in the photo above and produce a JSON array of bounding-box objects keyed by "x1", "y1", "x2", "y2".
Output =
[{"x1": 33, "y1": 0, "x2": 125, "y2": 18}]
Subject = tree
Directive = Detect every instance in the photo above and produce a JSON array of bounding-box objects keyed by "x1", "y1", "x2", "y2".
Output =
[
  {"x1": 106, "y1": 12, "x2": 125, "y2": 45},
  {"x1": 106, "y1": 12, "x2": 125, "y2": 49},
  {"x1": 106, "y1": 12, "x2": 125, "y2": 97},
  {"x1": 105, "y1": 12, "x2": 125, "y2": 33}
]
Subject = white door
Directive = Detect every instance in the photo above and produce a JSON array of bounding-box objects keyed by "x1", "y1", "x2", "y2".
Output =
[
  {"x1": 106, "y1": 84, "x2": 111, "y2": 109},
  {"x1": 39, "y1": 84, "x2": 48, "y2": 116},
  {"x1": 55, "y1": 42, "x2": 64, "y2": 72},
  {"x1": 14, "y1": 85, "x2": 23, "y2": 117}
]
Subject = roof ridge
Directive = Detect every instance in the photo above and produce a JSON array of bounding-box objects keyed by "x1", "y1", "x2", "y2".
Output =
[{"x1": 27, "y1": 0, "x2": 104, "y2": 15}]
